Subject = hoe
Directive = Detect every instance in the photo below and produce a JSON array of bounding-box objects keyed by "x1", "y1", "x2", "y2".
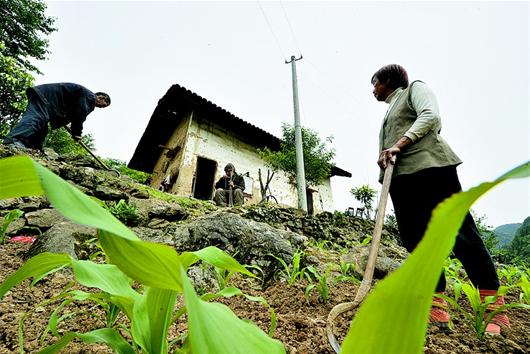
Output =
[{"x1": 326, "y1": 156, "x2": 395, "y2": 353}]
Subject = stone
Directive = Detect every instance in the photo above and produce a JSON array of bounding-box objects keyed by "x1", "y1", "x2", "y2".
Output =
[
  {"x1": 165, "y1": 210, "x2": 307, "y2": 281},
  {"x1": 25, "y1": 209, "x2": 67, "y2": 228},
  {"x1": 26, "y1": 222, "x2": 96, "y2": 259},
  {"x1": 94, "y1": 185, "x2": 128, "y2": 201},
  {"x1": 130, "y1": 189, "x2": 150, "y2": 199},
  {"x1": 344, "y1": 241, "x2": 409, "y2": 279}
]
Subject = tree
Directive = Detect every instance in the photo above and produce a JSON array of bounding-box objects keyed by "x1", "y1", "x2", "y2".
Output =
[
  {"x1": 44, "y1": 127, "x2": 95, "y2": 155},
  {"x1": 0, "y1": 0, "x2": 56, "y2": 135},
  {"x1": 507, "y1": 216, "x2": 530, "y2": 265},
  {"x1": 350, "y1": 184, "x2": 377, "y2": 219},
  {"x1": 258, "y1": 123, "x2": 335, "y2": 187},
  {"x1": 471, "y1": 211, "x2": 509, "y2": 263}
]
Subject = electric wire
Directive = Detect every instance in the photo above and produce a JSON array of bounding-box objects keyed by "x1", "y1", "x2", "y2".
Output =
[
  {"x1": 257, "y1": 0, "x2": 287, "y2": 60},
  {"x1": 279, "y1": 0, "x2": 302, "y2": 56}
]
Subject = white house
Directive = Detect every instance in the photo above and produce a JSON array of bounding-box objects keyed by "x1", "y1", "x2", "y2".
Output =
[{"x1": 128, "y1": 84, "x2": 351, "y2": 214}]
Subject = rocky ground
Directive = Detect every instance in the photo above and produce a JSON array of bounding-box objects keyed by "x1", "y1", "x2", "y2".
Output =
[{"x1": 0, "y1": 147, "x2": 528, "y2": 353}]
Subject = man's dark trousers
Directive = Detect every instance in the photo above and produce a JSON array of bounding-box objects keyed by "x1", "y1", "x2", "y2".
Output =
[
  {"x1": 4, "y1": 91, "x2": 49, "y2": 150},
  {"x1": 389, "y1": 165, "x2": 500, "y2": 292}
]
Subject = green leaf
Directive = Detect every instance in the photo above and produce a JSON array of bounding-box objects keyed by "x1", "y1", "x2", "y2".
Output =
[
  {"x1": 71, "y1": 260, "x2": 139, "y2": 300},
  {"x1": 0, "y1": 156, "x2": 43, "y2": 198},
  {"x1": 77, "y1": 328, "x2": 136, "y2": 354},
  {"x1": 181, "y1": 267, "x2": 285, "y2": 353},
  {"x1": 183, "y1": 246, "x2": 255, "y2": 278},
  {"x1": 131, "y1": 287, "x2": 177, "y2": 354},
  {"x1": 98, "y1": 230, "x2": 183, "y2": 291},
  {"x1": 0, "y1": 252, "x2": 71, "y2": 298},
  {"x1": 341, "y1": 160, "x2": 530, "y2": 354}
]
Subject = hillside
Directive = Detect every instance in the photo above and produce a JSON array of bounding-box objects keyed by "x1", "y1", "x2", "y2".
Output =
[
  {"x1": 494, "y1": 223, "x2": 522, "y2": 247},
  {"x1": 0, "y1": 145, "x2": 528, "y2": 354}
]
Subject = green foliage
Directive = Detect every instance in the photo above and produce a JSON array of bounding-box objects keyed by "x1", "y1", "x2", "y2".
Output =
[
  {"x1": 0, "y1": 43, "x2": 34, "y2": 136},
  {"x1": 350, "y1": 185, "x2": 377, "y2": 219},
  {"x1": 333, "y1": 260, "x2": 360, "y2": 285},
  {"x1": 43, "y1": 126, "x2": 95, "y2": 155},
  {"x1": 270, "y1": 250, "x2": 306, "y2": 286},
  {"x1": 0, "y1": 208, "x2": 23, "y2": 243},
  {"x1": 304, "y1": 266, "x2": 331, "y2": 304},
  {"x1": 506, "y1": 216, "x2": 530, "y2": 265},
  {"x1": 440, "y1": 283, "x2": 530, "y2": 339},
  {"x1": 104, "y1": 158, "x2": 151, "y2": 184},
  {"x1": 0, "y1": 156, "x2": 284, "y2": 353},
  {"x1": 340, "y1": 160, "x2": 530, "y2": 353},
  {"x1": 497, "y1": 264, "x2": 523, "y2": 286},
  {"x1": 107, "y1": 199, "x2": 139, "y2": 226},
  {"x1": 384, "y1": 210, "x2": 398, "y2": 229},
  {"x1": 0, "y1": 0, "x2": 56, "y2": 133},
  {"x1": 519, "y1": 274, "x2": 530, "y2": 304},
  {"x1": 258, "y1": 122, "x2": 335, "y2": 187}
]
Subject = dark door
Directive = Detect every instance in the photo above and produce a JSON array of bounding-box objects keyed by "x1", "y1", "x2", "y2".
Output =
[
  {"x1": 193, "y1": 157, "x2": 217, "y2": 200},
  {"x1": 306, "y1": 189, "x2": 314, "y2": 215}
]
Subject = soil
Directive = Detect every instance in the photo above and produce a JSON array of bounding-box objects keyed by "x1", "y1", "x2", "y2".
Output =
[{"x1": 0, "y1": 242, "x2": 528, "y2": 354}]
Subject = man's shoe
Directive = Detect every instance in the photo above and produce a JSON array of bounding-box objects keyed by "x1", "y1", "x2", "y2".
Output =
[
  {"x1": 429, "y1": 294, "x2": 451, "y2": 328},
  {"x1": 480, "y1": 289, "x2": 511, "y2": 335}
]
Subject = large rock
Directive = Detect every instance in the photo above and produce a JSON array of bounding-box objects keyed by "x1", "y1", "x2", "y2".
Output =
[
  {"x1": 26, "y1": 222, "x2": 96, "y2": 260},
  {"x1": 164, "y1": 210, "x2": 308, "y2": 281},
  {"x1": 25, "y1": 209, "x2": 67, "y2": 228},
  {"x1": 343, "y1": 241, "x2": 409, "y2": 279},
  {"x1": 129, "y1": 197, "x2": 188, "y2": 225}
]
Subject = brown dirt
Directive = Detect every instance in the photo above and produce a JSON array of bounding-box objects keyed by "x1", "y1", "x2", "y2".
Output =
[{"x1": 0, "y1": 242, "x2": 528, "y2": 353}]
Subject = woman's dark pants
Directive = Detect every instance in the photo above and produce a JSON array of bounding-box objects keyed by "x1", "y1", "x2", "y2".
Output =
[{"x1": 389, "y1": 165, "x2": 500, "y2": 292}]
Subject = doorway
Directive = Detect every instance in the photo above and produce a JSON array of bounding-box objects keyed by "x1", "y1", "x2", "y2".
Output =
[
  {"x1": 306, "y1": 189, "x2": 314, "y2": 216},
  {"x1": 193, "y1": 157, "x2": 217, "y2": 200}
]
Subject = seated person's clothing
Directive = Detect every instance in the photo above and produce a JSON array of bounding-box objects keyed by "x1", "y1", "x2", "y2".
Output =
[{"x1": 213, "y1": 174, "x2": 245, "y2": 206}]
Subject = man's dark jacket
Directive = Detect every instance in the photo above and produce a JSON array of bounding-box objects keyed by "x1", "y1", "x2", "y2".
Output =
[
  {"x1": 215, "y1": 174, "x2": 245, "y2": 191},
  {"x1": 30, "y1": 83, "x2": 96, "y2": 136}
]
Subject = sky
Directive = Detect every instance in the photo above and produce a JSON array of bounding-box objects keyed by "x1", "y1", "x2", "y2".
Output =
[{"x1": 32, "y1": 1, "x2": 529, "y2": 228}]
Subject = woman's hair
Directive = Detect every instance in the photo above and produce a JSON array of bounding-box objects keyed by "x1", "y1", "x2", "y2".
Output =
[
  {"x1": 95, "y1": 92, "x2": 111, "y2": 105},
  {"x1": 371, "y1": 64, "x2": 409, "y2": 89}
]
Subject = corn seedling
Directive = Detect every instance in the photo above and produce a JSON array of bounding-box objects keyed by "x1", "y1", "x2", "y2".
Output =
[
  {"x1": 497, "y1": 264, "x2": 523, "y2": 286},
  {"x1": 0, "y1": 209, "x2": 24, "y2": 243},
  {"x1": 438, "y1": 283, "x2": 530, "y2": 339},
  {"x1": 269, "y1": 250, "x2": 305, "y2": 286},
  {"x1": 304, "y1": 266, "x2": 331, "y2": 304},
  {"x1": 0, "y1": 156, "x2": 285, "y2": 354},
  {"x1": 443, "y1": 257, "x2": 466, "y2": 284},
  {"x1": 518, "y1": 275, "x2": 530, "y2": 304},
  {"x1": 333, "y1": 260, "x2": 360, "y2": 284}
]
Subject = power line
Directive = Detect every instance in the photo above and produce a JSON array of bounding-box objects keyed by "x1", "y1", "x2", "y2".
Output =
[
  {"x1": 279, "y1": 0, "x2": 302, "y2": 56},
  {"x1": 257, "y1": 1, "x2": 286, "y2": 60}
]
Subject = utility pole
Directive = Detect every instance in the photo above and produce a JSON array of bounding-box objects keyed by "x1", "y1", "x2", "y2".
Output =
[{"x1": 285, "y1": 54, "x2": 307, "y2": 212}]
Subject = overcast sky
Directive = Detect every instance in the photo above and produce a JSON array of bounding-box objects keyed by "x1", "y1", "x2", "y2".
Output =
[{"x1": 34, "y1": 1, "x2": 529, "y2": 228}]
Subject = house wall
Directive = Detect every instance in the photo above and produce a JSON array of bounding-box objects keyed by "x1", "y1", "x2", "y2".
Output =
[
  {"x1": 163, "y1": 113, "x2": 335, "y2": 212},
  {"x1": 150, "y1": 112, "x2": 192, "y2": 191}
]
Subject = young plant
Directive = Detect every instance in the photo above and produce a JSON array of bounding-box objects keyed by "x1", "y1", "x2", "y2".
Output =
[
  {"x1": 518, "y1": 275, "x2": 530, "y2": 304},
  {"x1": 0, "y1": 209, "x2": 24, "y2": 243},
  {"x1": 497, "y1": 264, "x2": 523, "y2": 286},
  {"x1": 0, "y1": 156, "x2": 285, "y2": 354},
  {"x1": 439, "y1": 283, "x2": 530, "y2": 339},
  {"x1": 269, "y1": 250, "x2": 305, "y2": 286},
  {"x1": 333, "y1": 260, "x2": 360, "y2": 284},
  {"x1": 304, "y1": 266, "x2": 331, "y2": 304},
  {"x1": 108, "y1": 199, "x2": 139, "y2": 226}
]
